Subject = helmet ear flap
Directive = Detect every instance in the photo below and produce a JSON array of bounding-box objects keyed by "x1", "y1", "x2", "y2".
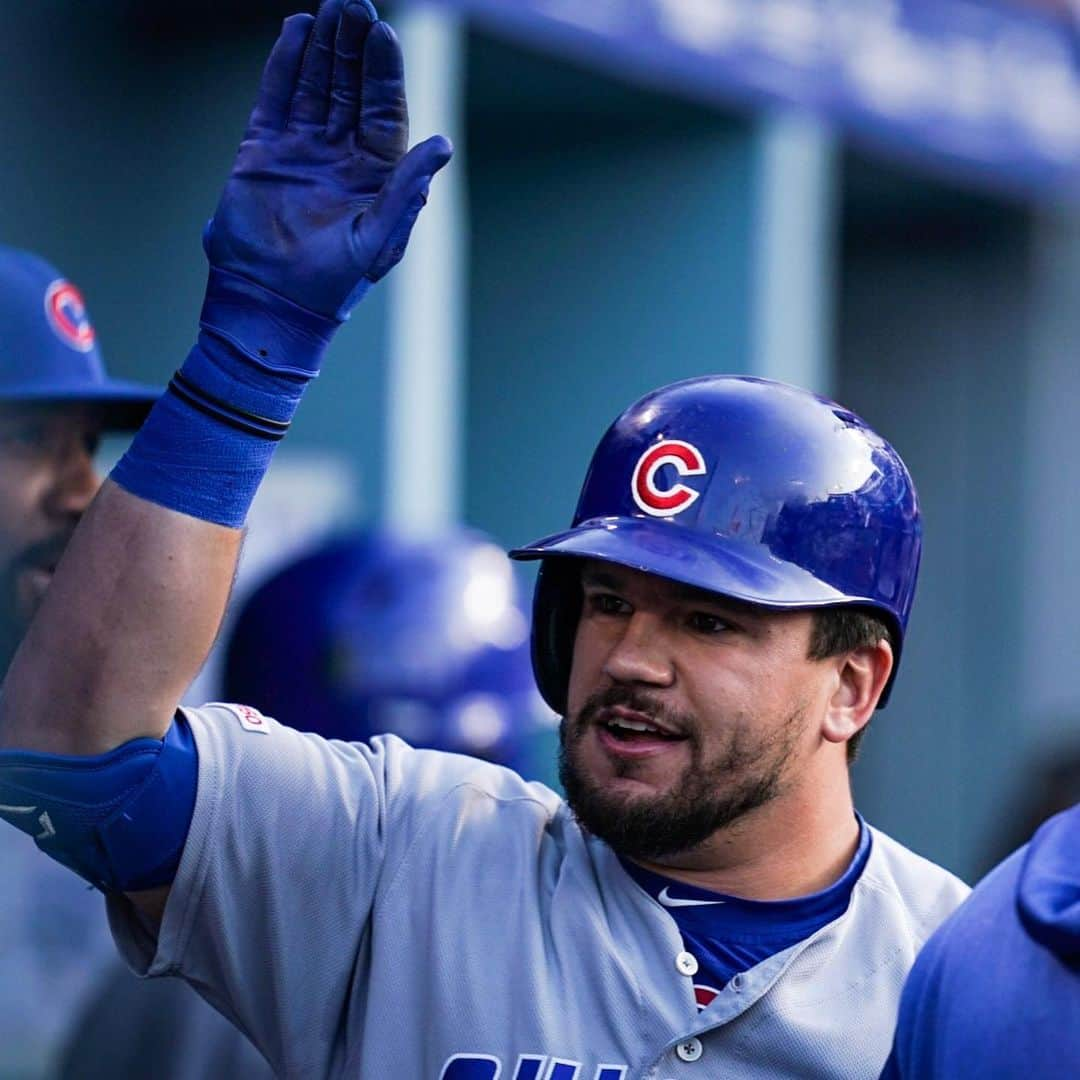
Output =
[{"x1": 530, "y1": 559, "x2": 583, "y2": 717}]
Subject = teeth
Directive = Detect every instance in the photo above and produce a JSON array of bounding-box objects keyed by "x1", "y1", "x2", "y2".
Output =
[{"x1": 608, "y1": 717, "x2": 660, "y2": 734}]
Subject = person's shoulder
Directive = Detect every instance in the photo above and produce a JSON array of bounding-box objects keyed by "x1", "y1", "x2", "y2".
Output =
[
  {"x1": 382, "y1": 738, "x2": 563, "y2": 812},
  {"x1": 183, "y1": 702, "x2": 565, "y2": 818},
  {"x1": 857, "y1": 826, "x2": 970, "y2": 940},
  {"x1": 923, "y1": 844, "x2": 1024, "y2": 957},
  {"x1": 883, "y1": 849, "x2": 1030, "y2": 1076}
]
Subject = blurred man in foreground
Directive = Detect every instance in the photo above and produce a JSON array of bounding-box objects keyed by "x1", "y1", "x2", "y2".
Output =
[
  {"x1": 881, "y1": 802, "x2": 1080, "y2": 1077},
  {"x1": 0, "y1": 245, "x2": 157, "y2": 1076}
]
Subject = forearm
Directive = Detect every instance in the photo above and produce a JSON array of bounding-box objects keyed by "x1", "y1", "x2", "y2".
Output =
[{"x1": 0, "y1": 482, "x2": 240, "y2": 753}]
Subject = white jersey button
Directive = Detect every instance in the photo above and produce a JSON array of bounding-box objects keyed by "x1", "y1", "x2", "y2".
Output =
[
  {"x1": 675, "y1": 951, "x2": 699, "y2": 976},
  {"x1": 676, "y1": 1038, "x2": 704, "y2": 1062}
]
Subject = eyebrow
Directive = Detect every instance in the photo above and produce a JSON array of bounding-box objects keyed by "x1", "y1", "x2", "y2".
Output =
[{"x1": 580, "y1": 566, "x2": 754, "y2": 614}]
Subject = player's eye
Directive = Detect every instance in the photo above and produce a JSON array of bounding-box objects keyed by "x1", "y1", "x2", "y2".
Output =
[
  {"x1": 585, "y1": 591, "x2": 629, "y2": 617},
  {"x1": 686, "y1": 611, "x2": 731, "y2": 635}
]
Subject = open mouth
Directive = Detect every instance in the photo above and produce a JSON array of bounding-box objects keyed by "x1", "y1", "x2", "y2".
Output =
[
  {"x1": 596, "y1": 706, "x2": 688, "y2": 753},
  {"x1": 603, "y1": 716, "x2": 683, "y2": 743}
]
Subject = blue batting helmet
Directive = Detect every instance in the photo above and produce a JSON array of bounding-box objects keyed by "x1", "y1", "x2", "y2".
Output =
[
  {"x1": 223, "y1": 528, "x2": 555, "y2": 768},
  {"x1": 510, "y1": 375, "x2": 921, "y2": 710},
  {"x1": 0, "y1": 245, "x2": 158, "y2": 428}
]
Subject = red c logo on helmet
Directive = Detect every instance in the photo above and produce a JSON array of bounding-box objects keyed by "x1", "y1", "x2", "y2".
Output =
[
  {"x1": 631, "y1": 440, "x2": 707, "y2": 518},
  {"x1": 44, "y1": 279, "x2": 95, "y2": 353}
]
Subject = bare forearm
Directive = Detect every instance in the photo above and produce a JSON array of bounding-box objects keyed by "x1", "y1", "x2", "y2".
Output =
[{"x1": 0, "y1": 480, "x2": 241, "y2": 754}]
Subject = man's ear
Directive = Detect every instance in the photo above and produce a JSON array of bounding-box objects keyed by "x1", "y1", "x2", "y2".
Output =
[{"x1": 822, "y1": 639, "x2": 894, "y2": 746}]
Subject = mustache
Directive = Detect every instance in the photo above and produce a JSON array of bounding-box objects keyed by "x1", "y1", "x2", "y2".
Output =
[
  {"x1": 571, "y1": 684, "x2": 697, "y2": 739},
  {"x1": 9, "y1": 532, "x2": 77, "y2": 575}
]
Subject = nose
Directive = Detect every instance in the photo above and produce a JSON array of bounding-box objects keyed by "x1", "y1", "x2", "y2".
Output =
[
  {"x1": 47, "y1": 440, "x2": 102, "y2": 519},
  {"x1": 602, "y1": 613, "x2": 675, "y2": 688}
]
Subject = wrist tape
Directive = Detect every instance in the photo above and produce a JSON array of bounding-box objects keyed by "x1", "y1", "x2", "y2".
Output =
[{"x1": 111, "y1": 268, "x2": 341, "y2": 527}]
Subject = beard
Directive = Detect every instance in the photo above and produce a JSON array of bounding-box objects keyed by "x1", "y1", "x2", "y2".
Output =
[
  {"x1": 558, "y1": 684, "x2": 805, "y2": 861},
  {"x1": 0, "y1": 532, "x2": 74, "y2": 678}
]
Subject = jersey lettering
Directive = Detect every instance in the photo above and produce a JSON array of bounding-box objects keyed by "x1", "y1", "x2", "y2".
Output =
[
  {"x1": 443, "y1": 1056, "x2": 628, "y2": 1080},
  {"x1": 512, "y1": 1057, "x2": 547, "y2": 1080},
  {"x1": 546, "y1": 1062, "x2": 580, "y2": 1080},
  {"x1": 631, "y1": 440, "x2": 707, "y2": 518},
  {"x1": 441, "y1": 1054, "x2": 501, "y2": 1080}
]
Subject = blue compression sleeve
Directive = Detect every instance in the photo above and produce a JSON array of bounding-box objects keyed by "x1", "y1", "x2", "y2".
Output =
[
  {"x1": 110, "y1": 269, "x2": 339, "y2": 527},
  {"x1": 0, "y1": 713, "x2": 198, "y2": 892}
]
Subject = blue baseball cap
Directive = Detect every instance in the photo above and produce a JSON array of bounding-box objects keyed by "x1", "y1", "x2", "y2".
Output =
[{"x1": 0, "y1": 245, "x2": 159, "y2": 430}]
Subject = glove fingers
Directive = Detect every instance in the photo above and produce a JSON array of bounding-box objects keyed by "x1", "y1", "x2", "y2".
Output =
[
  {"x1": 352, "y1": 135, "x2": 453, "y2": 279},
  {"x1": 289, "y1": 0, "x2": 345, "y2": 128},
  {"x1": 359, "y1": 21, "x2": 409, "y2": 163},
  {"x1": 246, "y1": 14, "x2": 313, "y2": 134},
  {"x1": 327, "y1": 0, "x2": 378, "y2": 143}
]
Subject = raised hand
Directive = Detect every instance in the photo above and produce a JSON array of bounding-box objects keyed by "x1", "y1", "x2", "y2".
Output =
[{"x1": 205, "y1": 0, "x2": 453, "y2": 320}]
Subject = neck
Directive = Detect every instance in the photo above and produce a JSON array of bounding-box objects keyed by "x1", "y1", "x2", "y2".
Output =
[{"x1": 630, "y1": 774, "x2": 860, "y2": 901}]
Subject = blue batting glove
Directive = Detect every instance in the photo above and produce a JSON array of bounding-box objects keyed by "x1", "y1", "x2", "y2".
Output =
[
  {"x1": 110, "y1": 1, "x2": 453, "y2": 528},
  {"x1": 204, "y1": 0, "x2": 453, "y2": 322}
]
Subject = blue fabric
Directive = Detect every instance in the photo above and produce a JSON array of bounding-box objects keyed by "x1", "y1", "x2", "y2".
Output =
[
  {"x1": 0, "y1": 713, "x2": 198, "y2": 893},
  {"x1": 623, "y1": 816, "x2": 871, "y2": 1000},
  {"x1": 882, "y1": 804, "x2": 1080, "y2": 1078},
  {"x1": 110, "y1": 368, "x2": 279, "y2": 528},
  {"x1": 110, "y1": 268, "x2": 339, "y2": 527}
]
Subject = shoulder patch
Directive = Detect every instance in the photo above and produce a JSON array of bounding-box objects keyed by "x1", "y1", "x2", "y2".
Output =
[{"x1": 209, "y1": 702, "x2": 272, "y2": 735}]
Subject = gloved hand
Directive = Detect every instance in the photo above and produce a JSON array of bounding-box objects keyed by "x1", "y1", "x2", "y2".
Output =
[
  {"x1": 204, "y1": 0, "x2": 453, "y2": 322},
  {"x1": 109, "y1": 1, "x2": 453, "y2": 529}
]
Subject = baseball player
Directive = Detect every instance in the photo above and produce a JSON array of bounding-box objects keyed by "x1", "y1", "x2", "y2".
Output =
[
  {"x1": 0, "y1": 3, "x2": 968, "y2": 1078},
  {"x1": 0, "y1": 245, "x2": 157, "y2": 1075},
  {"x1": 59, "y1": 527, "x2": 547, "y2": 1079},
  {"x1": 880, "y1": 802, "x2": 1080, "y2": 1077}
]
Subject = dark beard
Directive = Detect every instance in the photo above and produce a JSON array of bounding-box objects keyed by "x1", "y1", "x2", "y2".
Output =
[
  {"x1": 0, "y1": 605, "x2": 20, "y2": 678},
  {"x1": 558, "y1": 685, "x2": 803, "y2": 861},
  {"x1": 0, "y1": 533, "x2": 74, "y2": 679},
  {"x1": 0, "y1": 564, "x2": 28, "y2": 678}
]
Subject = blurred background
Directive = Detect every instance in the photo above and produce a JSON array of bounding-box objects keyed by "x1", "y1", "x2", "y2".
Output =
[{"x1": 3, "y1": 0, "x2": 1080, "y2": 898}]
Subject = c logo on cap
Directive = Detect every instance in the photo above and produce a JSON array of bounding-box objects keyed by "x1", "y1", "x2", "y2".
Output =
[
  {"x1": 631, "y1": 440, "x2": 707, "y2": 518},
  {"x1": 44, "y1": 279, "x2": 95, "y2": 353}
]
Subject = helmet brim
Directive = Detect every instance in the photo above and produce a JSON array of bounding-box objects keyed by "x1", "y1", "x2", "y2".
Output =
[{"x1": 510, "y1": 516, "x2": 877, "y2": 613}]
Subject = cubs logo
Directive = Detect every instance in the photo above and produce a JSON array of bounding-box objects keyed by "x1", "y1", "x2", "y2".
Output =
[
  {"x1": 631, "y1": 439, "x2": 707, "y2": 518},
  {"x1": 44, "y1": 279, "x2": 95, "y2": 353}
]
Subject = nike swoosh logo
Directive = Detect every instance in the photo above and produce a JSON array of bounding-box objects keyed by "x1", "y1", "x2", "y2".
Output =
[
  {"x1": 0, "y1": 804, "x2": 57, "y2": 841},
  {"x1": 658, "y1": 886, "x2": 725, "y2": 908}
]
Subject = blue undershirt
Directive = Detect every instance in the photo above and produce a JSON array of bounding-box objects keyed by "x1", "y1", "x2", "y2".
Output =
[{"x1": 622, "y1": 815, "x2": 871, "y2": 1009}]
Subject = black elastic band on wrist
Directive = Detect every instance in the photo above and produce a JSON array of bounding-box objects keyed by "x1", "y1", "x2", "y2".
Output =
[
  {"x1": 167, "y1": 373, "x2": 288, "y2": 443},
  {"x1": 172, "y1": 370, "x2": 291, "y2": 434}
]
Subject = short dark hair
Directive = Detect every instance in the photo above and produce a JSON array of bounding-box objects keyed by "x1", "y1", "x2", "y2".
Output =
[{"x1": 808, "y1": 608, "x2": 895, "y2": 763}]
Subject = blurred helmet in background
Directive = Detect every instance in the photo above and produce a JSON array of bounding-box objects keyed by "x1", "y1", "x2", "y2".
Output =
[{"x1": 223, "y1": 528, "x2": 554, "y2": 771}]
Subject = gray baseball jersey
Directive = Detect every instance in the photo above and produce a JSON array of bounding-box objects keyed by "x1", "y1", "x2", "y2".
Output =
[{"x1": 107, "y1": 705, "x2": 968, "y2": 1079}]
